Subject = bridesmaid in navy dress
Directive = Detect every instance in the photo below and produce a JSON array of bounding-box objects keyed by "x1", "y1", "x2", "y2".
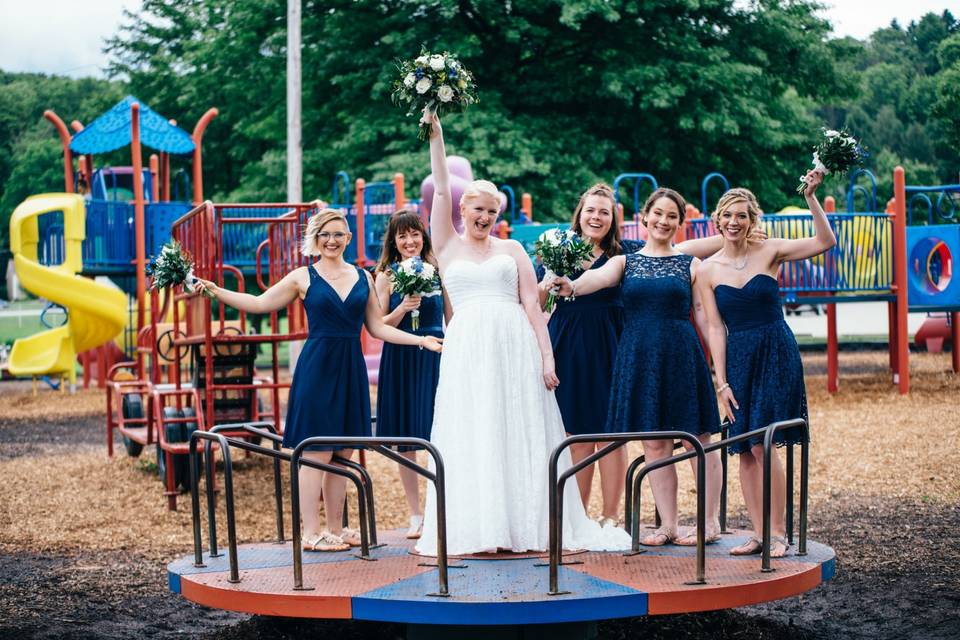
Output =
[
  {"x1": 196, "y1": 209, "x2": 441, "y2": 552},
  {"x1": 373, "y1": 209, "x2": 446, "y2": 539},
  {"x1": 696, "y1": 171, "x2": 834, "y2": 557},
  {"x1": 556, "y1": 188, "x2": 723, "y2": 546},
  {"x1": 535, "y1": 183, "x2": 640, "y2": 526}
]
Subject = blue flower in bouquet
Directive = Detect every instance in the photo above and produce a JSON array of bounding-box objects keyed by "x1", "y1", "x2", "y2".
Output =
[
  {"x1": 388, "y1": 257, "x2": 441, "y2": 330},
  {"x1": 392, "y1": 48, "x2": 479, "y2": 141},
  {"x1": 534, "y1": 228, "x2": 594, "y2": 313}
]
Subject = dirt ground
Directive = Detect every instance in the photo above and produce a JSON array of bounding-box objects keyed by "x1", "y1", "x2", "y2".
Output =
[{"x1": 0, "y1": 351, "x2": 958, "y2": 639}]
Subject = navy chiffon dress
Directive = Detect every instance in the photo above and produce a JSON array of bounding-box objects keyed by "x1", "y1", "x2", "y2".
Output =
[
  {"x1": 607, "y1": 252, "x2": 721, "y2": 435},
  {"x1": 282, "y1": 265, "x2": 372, "y2": 451},
  {"x1": 714, "y1": 274, "x2": 808, "y2": 455},
  {"x1": 375, "y1": 290, "x2": 443, "y2": 450},
  {"x1": 537, "y1": 240, "x2": 642, "y2": 435}
]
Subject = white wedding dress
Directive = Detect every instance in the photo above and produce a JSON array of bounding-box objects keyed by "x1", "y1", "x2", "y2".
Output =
[{"x1": 415, "y1": 254, "x2": 631, "y2": 555}]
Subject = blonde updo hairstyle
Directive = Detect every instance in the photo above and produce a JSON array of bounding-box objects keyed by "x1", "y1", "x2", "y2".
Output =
[
  {"x1": 301, "y1": 208, "x2": 351, "y2": 257},
  {"x1": 460, "y1": 179, "x2": 502, "y2": 208},
  {"x1": 712, "y1": 188, "x2": 762, "y2": 235}
]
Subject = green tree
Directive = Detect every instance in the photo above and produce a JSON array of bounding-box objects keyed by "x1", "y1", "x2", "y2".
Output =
[{"x1": 105, "y1": 0, "x2": 845, "y2": 216}]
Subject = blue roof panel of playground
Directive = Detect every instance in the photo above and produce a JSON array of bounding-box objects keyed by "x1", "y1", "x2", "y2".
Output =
[{"x1": 69, "y1": 96, "x2": 196, "y2": 155}]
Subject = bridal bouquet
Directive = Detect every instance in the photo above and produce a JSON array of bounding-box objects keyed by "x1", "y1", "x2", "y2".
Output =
[
  {"x1": 797, "y1": 128, "x2": 866, "y2": 194},
  {"x1": 391, "y1": 48, "x2": 478, "y2": 141},
  {"x1": 388, "y1": 256, "x2": 441, "y2": 330},
  {"x1": 146, "y1": 240, "x2": 212, "y2": 298},
  {"x1": 534, "y1": 228, "x2": 594, "y2": 313}
]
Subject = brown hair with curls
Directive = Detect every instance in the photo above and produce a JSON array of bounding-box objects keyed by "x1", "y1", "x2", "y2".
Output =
[
  {"x1": 570, "y1": 182, "x2": 621, "y2": 258},
  {"x1": 640, "y1": 187, "x2": 688, "y2": 226},
  {"x1": 374, "y1": 209, "x2": 436, "y2": 274}
]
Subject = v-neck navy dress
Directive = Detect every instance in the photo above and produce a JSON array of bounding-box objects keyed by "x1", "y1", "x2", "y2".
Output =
[{"x1": 282, "y1": 265, "x2": 372, "y2": 451}]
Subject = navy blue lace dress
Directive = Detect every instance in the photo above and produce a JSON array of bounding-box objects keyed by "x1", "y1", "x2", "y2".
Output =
[
  {"x1": 536, "y1": 240, "x2": 643, "y2": 435},
  {"x1": 282, "y1": 265, "x2": 371, "y2": 451},
  {"x1": 607, "y1": 252, "x2": 720, "y2": 435},
  {"x1": 714, "y1": 274, "x2": 808, "y2": 455},
  {"x1": 375, "y1": 290, "x2": 443, "y2": 450}
]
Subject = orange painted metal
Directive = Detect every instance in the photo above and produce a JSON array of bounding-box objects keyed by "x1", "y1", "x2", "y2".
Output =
[
  {"x1": 131, "y1": 102, "x2": 147, "y2": 335},
  {"x1": 521, "y1": 192, "x2": 533, "y2": 222},
  {"x1": 149, "y1": 154, "x2": 160, "y2": 202},
  {"x1": 355, "y1": 178, "x2": 368, "y2": 267},
  {"x1": 43, "y1": 110, "x2": 73, "y2": 193},
  {"x1": 191, "y1": 108, "x2": 219, "y2": 204},
  {"x1": 892, "y1": 167, "x2": 910, "y2": 393},
  {"x1": 393, "y1": 172, "x2": 406, "y2": 210},
  {"x1": 823, "y1": 196, "x2": 839, "y2": 394}
]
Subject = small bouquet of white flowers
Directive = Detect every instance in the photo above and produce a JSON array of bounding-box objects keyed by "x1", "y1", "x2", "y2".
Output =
[
  {"x1": 388, "y1": 256, "x2": 441, "y2": 330},
  {"x1": 534, "y1": 228, "x2": 594, "y2": 313},
  {"x1": 146, "y1": 240, "x2": 212, "y2": 298},
  {"x1": 797, "y1": 128, "x2": 866, "y2": 194},
  {"x1": 391, "y1": 48, "x2": 478, "y2": 141}
]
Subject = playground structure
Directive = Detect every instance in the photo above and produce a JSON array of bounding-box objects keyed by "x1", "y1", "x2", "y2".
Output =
[{"x1": 6, "y1": 194, "x2": 127, "y2": 392}]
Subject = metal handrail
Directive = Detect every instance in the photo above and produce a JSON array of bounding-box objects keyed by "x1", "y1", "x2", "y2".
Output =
[
  {"x1": 290, "y1": 436, "x2": 452, "y2": 597},
  {"x1": 624, "y1": 419, "x2": 808, "y2": 573},
  {"x1": 189, "y1": 432, "x2": 238, "y2": 583},
  {"x1": 546, "y1": 432, "x2": 706, "y2": 595}
]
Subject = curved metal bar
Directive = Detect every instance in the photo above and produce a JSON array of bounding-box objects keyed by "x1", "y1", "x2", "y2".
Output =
[
  {"x1": 612, "y1": 173, "x2": 659, "y2": 217},
  {"x1": 332, "y1": 454, "x2": 379, "y2": 546},
  {"x1": 908, "y1": 192, "x2": 933, "y2": 224},
  {"x1": 761, "y1": 419, "x2": 808, "y2": 572},
  {"x1": 700, "y1": 172, "x2": 730, "y2": 215},
  {"x1": 847, "y1": 169, "x2": 878, "y2": 213},
  {"x1": 719, "y1": 423, "x2": 729, "y2": 533},
  {"x1": 547, "y1": 432, "x2": 705, "y2": 595},
  {"x1": 623, "y1": 441, "x2": 683, "y2": 535},
  {"x1": 499, "y1": 184, "x2": 518, "y2": 224},
  {"x1": 189, "y1": 431, "x2": 239, "y2": 583},
  {"x1": 289, "y1": 437, "x2": 449, "y2": 595},
  {"x1": 211, "y1": 422, "x2": 284, "y2": 542}
]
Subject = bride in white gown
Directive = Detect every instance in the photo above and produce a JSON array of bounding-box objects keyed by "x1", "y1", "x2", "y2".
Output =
[{"x1": 415, "y1": 111, "x2": 630, "y2": 555}]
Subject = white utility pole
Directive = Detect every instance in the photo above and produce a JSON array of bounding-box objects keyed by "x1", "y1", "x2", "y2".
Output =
[{"x1": 287, "y1": 0, "x2": 304, "y2": 374}]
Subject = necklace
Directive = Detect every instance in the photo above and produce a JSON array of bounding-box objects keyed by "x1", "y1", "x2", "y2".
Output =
[{"x1": 725, "y1": 250, "x2": 748, "y2": 271}]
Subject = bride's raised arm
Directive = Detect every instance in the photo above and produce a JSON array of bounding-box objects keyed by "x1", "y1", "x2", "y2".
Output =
[{"x1": 425, "y1": 109, "x2": 456, "y2": 253}]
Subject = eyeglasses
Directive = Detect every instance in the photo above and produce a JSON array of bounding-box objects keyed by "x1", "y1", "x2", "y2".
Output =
[{"x1": 317, "y1": 232, "x2": 348, "y2": 241}]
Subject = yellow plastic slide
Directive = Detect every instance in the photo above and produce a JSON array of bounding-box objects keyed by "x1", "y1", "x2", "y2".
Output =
[{"x1": 7, "y1": 194, "x2": 127, "y2": 389}]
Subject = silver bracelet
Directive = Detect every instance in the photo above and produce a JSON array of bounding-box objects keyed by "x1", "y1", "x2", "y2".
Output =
[{"x1": 716, "y1": 382, "x2": 730, "y2": 394}]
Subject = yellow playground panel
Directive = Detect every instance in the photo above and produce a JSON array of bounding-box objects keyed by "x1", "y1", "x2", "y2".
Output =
[{"x1": 7, "y1": 194, "x2": 127, "y2": 391}]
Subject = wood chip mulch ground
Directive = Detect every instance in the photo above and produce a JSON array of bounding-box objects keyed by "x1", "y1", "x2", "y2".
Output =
[{"x1": 0, "y1": 351, "x2": 957, "y2": 639}]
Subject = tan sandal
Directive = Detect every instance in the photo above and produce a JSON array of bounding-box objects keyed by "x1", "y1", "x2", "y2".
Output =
[
  {"x1": 640, "y1": 526, "x2": 678, "y2": 547},
  {"x1": 730, "y1": 536, "x2": 762, "y2": 556},
  {"x1": 406, "y1": 515, "x2": 424, "y2": 539},
  {"x1": 304, "y1": 531, "x2": 349, "y2": 552},
  {"x1": 339, "y1": 526, "x2": 362, "y2": 547},
  {"x1": 770, "y1": 535, "x2": 789, "y2": 558},
  {"x1": 597, "y1": 516, "x2": 619, "y2": 529},
  {"x1": 675, "y1": 526, "x2": 722, "y2": 546}
]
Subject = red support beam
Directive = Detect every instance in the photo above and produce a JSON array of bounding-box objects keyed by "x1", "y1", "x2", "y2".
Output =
[
  {"x1": 191, "y1": 108, "x2": 218, "y2": 204},
  {"x1": 131, "y1": 102, "x2": 147, "y2": 336},
  {"x1": 892, "y1": 167, "x2": 910, "y2": 393},
  {"x1": 43, "y1": 110, "x2": 73, "y2": 193}
]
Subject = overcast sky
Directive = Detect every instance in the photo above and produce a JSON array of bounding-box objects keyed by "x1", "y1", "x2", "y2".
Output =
[{"x1": 0, "y1": 0, "x2": 956, "y2": 79}]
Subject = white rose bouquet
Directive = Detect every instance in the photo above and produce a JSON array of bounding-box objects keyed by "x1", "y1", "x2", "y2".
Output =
[
  {"x1": 534, "y1": 228, "x2": 594, "y2": 313},
  {"x1": 388, "y1": 256, "x2": 441, "y2": 330},
  {"x1": 797, "y1": 128, "x2": 867, "y2": 194},
  {"x1": 146, "y1": 240, "x2": 213, "y2": 298},
  {"x1": 391, "y1": 48, "x2": 478, "y2": 141}
]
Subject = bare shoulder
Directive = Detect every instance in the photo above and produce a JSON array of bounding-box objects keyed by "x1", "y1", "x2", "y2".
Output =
[{"x1": 495, "y1": 237, "x2": 525, "y2": 255}]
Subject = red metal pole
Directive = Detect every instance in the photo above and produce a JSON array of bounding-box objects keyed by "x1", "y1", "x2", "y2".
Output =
[
  {"x1": 951, "y1": 311, "x2": 960, "y2": 374},
  {"x1": 149, "y1": 154, "x2": 160, "y2": 202},
  {"x1": 43, "y1": 110, "x2": 73, "y2": 193},
  {"x1": 823, "y1": 196, "x2": 838, "y2": 393},
  {"x1": 131, "y1": 103, "x2": 147, "y2": 336},
  {"x1": 191, "y1": 108, "x2": 218, "y2": 204},
  {"x1": 893, "y1": 167, "x2": 909, "y2": 393},
  {"x1": 521, "y1": 193, "x2": 533, "y2": 222}
]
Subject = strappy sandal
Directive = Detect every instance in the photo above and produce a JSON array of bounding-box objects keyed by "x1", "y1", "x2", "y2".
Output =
[
  {"x1": 406, "y1": 515, "x2": 424, "y2": 539},
  {"x1": 597, "y1": 516, "x2": 620, "y2": 529},
  {"x1": 675, "y1": 526, "x2": 722, "y2": 546},
  {"x1": 730, "y1": 536, "x2": 762, "y2": 555},
  {"x1": 769, "y1": 535, "x2": 789, "y2": 558},
  {"x1": 304, "y1": 531, "x2": 349, "y2": 552},
  {"x1": 339, "y1": 526, "x2": 362, "y2": 547},
  {"x1": 640, "y1": 526, "x2": 678, "y2": 547}
]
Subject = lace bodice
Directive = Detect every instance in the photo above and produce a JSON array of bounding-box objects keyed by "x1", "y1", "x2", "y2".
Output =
[
  {"x1": 442, "y1": 254, "x2": 520, "y2": 311},
  {"x1": 622, "y1": 252, "x2": 694, "y2": 323}
]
